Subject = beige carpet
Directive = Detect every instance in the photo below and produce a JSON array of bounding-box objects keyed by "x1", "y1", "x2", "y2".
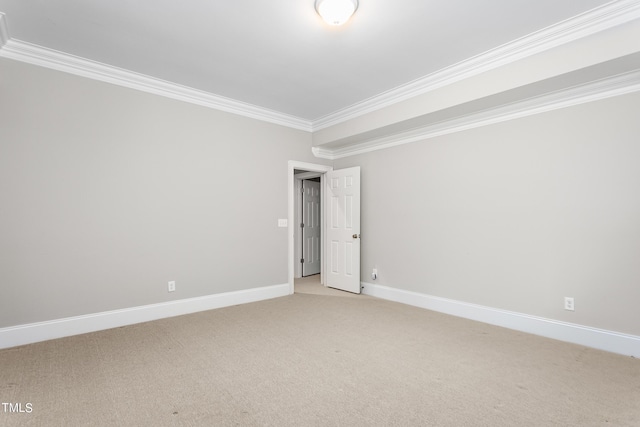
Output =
[
  {"x1": 0, "y1": 280, "x2": 638, "y2": 426},
  {"x1": 294, "y1": 274, "x2": 361, "y2": 297}
]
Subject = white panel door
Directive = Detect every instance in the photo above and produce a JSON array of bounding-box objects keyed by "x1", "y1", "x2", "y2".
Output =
[
  {"x1": 326, "y1": 167, "x2": 361, "y2": 294},
  {"x1": 302, "y1": 179, "x2": 321, "y2": 276}
]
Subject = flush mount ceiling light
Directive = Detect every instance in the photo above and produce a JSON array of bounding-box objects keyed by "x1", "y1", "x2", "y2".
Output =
[{"x1": 315, "y1": 0, "x2": 359, "y2": 26}]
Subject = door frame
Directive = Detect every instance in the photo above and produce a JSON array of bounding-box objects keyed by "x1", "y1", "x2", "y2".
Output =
[{"x1": 288, "y1": 161, "x2": 333, "y2": 295}]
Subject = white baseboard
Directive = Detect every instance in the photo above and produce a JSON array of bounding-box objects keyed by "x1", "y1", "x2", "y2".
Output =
[
  {"x1": 0, "y1": 283, "x2": 289, "y2": 350},
  {"x1": 361, "y1": 282, "x2": 640, "y2": 358}
]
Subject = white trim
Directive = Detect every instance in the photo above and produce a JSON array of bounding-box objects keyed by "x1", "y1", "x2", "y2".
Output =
[
  {"x1": 313, "y1": 69, "x2": 640, "y2": 160},
  {"x1": 0, "y1": 38, "x2": 312, "y2": 132},
  {"x1": 312, "y1": 0, "x2": 640, "y2": 130},
  {"x1": 311, "y1": 146, "x2": 336, "y2": 159},
  {"x1": 361, "y1": 282, "x2": 640, "y2": 358},
  {"x1": 2, "y1": 2, "x2": 639, "y2": 133},
  {"x1": 0, "y1": 12, "x2": 8, "y2": 48},
  {"x1": 287, "y1": 161, "x2": 332, "y2": 295},
  {"x1": 0, "y1": 283, "x2": 289, "y2": 350}
]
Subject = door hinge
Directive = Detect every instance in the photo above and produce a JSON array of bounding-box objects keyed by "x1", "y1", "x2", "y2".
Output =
[
  {"x1": 300, "y1": 258, "x2": 304, "y2": 263},
  {"x1": 300, "y1": 223, "x2": 305, "y2": 228}
]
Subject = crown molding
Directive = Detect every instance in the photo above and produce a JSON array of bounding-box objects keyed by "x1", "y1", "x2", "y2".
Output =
[
  {"x1": 0, "y1": 37, "x2": 313, "y2": 132},
  {"x1": 311, "y1": 0, "x2": 640, "y2": 131},
  {"x1": 0, "y1": 13, "x2": 8, "y2": 48},
  {"x1": 2, "y1": 2, "x2": 639, "y2": 135},
  {"x1": 313, "y1": 69, "x2": 640, "y2": 160}
]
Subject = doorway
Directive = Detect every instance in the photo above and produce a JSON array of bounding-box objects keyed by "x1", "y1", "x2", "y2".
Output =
[
  {"x1": 287, "y1": 161, "x2": 361, "y2": 295},
  {"x1": 287, "y1": 161, "x2": 333, "y2": 295}
]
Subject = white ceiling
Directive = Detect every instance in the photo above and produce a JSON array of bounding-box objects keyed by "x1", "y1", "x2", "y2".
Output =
[{"x1": 0, "y1": 0, "x2": 618, "y2": 121}]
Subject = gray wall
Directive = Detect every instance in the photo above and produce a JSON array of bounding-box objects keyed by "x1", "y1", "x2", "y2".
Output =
[
  {"x1": 335, "y1": 92, "x2": 640, "y2": 336},
  {"x1": 2, "y1": 55, "x2": 639, "y2": 339},
  {"x1": 0, "y1": 58, "x2": 324, "y2": 327}
]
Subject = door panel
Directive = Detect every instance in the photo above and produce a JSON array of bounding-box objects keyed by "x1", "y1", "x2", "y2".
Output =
[
  {"x1": 325, "y1": 167, "x2": 361, "y2": 293},
  {"x1": 302, "y1": 179, "x2": 321, "y2": 276}
]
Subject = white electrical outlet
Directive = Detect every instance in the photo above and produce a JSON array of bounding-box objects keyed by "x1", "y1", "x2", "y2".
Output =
[
  {"x1": 168, "y1": 281, "x2": 176, "y2": 292},
  {"x1": 564, "y1": 297, "x2": 574, "y2": 311}
]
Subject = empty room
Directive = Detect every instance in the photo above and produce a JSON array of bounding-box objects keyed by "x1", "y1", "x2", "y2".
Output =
[{"x1": 1, "y1": 1, "x2": 639, "y2": 425}]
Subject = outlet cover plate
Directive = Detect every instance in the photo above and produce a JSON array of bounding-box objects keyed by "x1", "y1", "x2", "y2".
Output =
[{"x1": 564, "y1": 297, "x2": 574, "y2": 311}]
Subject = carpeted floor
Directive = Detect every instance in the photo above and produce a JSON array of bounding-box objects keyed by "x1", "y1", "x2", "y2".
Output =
[
  {"x1": 0, "y1": 277, "x2": 638, "y2": 426},
  {"x1": 294, "y1": 274, "x2": 361, "y2": 297}
]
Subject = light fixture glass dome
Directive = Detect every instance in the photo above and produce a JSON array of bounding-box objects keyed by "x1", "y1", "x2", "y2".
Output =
[{"x1": 315, "y1": 0, "x2": 358, "y2": 26}]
